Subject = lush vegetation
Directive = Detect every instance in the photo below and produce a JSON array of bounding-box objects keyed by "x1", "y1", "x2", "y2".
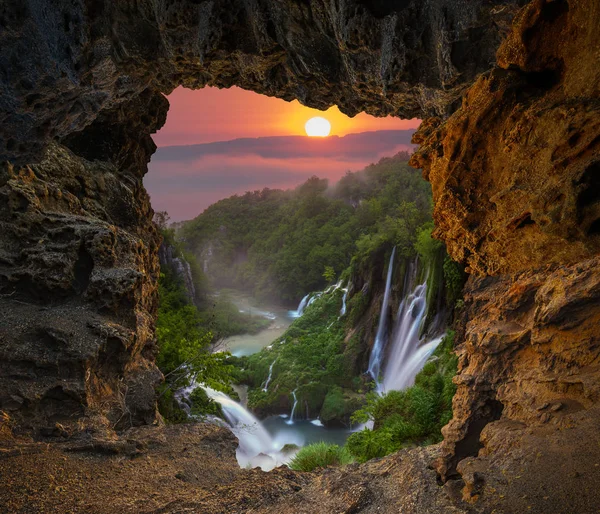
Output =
[
  {"x1": 154, "y1": 151, "x2": 462, "y2": 470},
  {"x1": 344, "y1": 331, "x2": 458, "y2": 463},
  {"x1": 155, "y1": 260, "x2": 238, "y2": 422},
  {"x1": 224, "y1": 153, "x2": 462, "y2": 427},
  {"x1": 288, "y1": 442, "x2": 355, "y2": 472},
  {"x1": 154, "y1": 216, "x2": 265, "y2": 422},
  {"x1": 235, "y1": 285, "x2": 368, "y2": 424},
  {"x1": 180, "y1": 151, "x2": 433, "y2": 302}
]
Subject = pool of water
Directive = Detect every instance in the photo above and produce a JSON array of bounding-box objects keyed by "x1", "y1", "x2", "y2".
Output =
[
  {"x1": 262, "y1": 416, "x2": 351, "y2": 449},
  {"x1": 218, "y1": 290, "x2": 294, "y2": 356}
]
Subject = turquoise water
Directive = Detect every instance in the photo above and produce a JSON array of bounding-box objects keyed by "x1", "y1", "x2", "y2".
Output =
[{"x1": 219, "y1": 290, "x2": 293, "y2": 356}]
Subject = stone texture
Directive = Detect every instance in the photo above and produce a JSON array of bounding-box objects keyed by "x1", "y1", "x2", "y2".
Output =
[
  {"x1": 0, "y1": 0, "x2": 600, "y2": 511},
  {"x1": 411, "y1": 0, "x2": 600, "y2": 276},
  {"x1": 438, "y1": 256, "x2": 600, "y2": 481},
  {"x1": 0, "y1": 142, "x2": 162, "y2": 434},
  {"x1": 0, "y1": 0, "x2": 521, "y2": 165},
  {"x1": 409, "y1": 0, "x2": 600, "y2": 506}
]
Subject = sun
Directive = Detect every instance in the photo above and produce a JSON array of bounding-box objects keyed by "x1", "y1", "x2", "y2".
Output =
[{"x1": 305, "y1": 116, "x2": 331, "y2": 137}]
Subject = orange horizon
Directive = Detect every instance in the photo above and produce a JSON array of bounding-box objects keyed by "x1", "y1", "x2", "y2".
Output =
[{"x1": 153, "y1": 86, "x2": 420, "y2": 147}]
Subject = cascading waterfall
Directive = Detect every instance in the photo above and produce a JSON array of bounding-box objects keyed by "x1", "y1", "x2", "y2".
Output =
[
  {"x1": 375, "y1": 258, "x2": 445, "y2": 394},
  {"x1": 340, "y1": 283, "x2": 349, "y2": 316},
  {"x1": 262, "y1": 359, "x2": 276, "y2": 392},
  {"x1": 367, "y1": 247, "x2": 397, "y2": 383},
  {"x1": 285, "y1": 388, "x2": 298, "y2": 425},
  {"x1": 201, "y1": 386, "x2": 289, "y2": 471},
  {"x1": 289, "y1": 294, "x2": 310, "y2": 318}
]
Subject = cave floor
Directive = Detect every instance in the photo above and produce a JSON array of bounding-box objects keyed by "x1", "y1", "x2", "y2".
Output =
[{"x1": 1, "y1": 419, "x2": 599, "y2": 514}]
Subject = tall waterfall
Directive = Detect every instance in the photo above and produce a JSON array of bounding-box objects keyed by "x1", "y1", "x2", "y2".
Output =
[
  {"x1": 376, "y1": 260, "x2": 445, "y2": 394},
  {"x1": 289, "y1": 294, "x2": 310, "y2": 318},
  {"x1": 367, "y1": 247, "x2": 397, "y2": 383}
]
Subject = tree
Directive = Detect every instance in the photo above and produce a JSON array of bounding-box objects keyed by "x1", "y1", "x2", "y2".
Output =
[{"x1": 323, "y1": 266, "x2": 336, "y2": 283}]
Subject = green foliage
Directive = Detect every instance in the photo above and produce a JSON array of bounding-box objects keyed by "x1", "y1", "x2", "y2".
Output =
[
  {"x1": 241, "y1": 288, "x2": 366, "y2": 423},
  {"x1": 179, "y1": 152, "x2": 432, "y2": 301},
  {"x1": 320, "y1": 387, "x2": 346, "y2": 423},
  {"x1": 414, "y1": 222, "x2": 443, "y2": 262},
  {"x1": 323, "y1": 266, "x2": 336, "y2": 283},
  {"x1": 345, "y1": 290, "x2": 370, "y2": 327},
  {"x1": 288, "y1": 442, "x2": 355, "y2": 472},
  {"x1": 443, "y1": 255, "x2": 466, "y2": 307},
  {"x1": 155, "y1": 258, "x2": 236, "y2": 422},
  {"x1": 346, "y1": 332, "x2": 458, "y2": 463},
  {"x1": 189, "y1": 387, "x2": 223, "y2": 418},
  {"x1": 156, "y1": 384, "x2": 188, "y2": 424}
]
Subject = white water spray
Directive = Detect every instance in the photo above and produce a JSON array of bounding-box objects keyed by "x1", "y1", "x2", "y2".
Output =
[{"x1": 289, "y1": 294, "x2": 310, "y2": 318}]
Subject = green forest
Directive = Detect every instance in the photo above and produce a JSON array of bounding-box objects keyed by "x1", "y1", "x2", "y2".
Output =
[
  {"x1": 155, "y1": 150, "x2": 463, "y2": 471},
  {"x1": 180, "y1": 151, "x2": 433, "y2": 302}
]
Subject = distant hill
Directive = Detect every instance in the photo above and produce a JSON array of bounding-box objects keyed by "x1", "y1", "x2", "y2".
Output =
[
  {"x1": 146, "y1": 130, "x2": 416, "y2": 221},
  {"x1": 152, "y1": 130, "x2": 416, "y2": 162}
]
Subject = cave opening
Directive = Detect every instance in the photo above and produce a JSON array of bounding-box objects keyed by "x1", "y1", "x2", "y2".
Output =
[{"x1": 143, "y1": 84, "x2": 461, "y2": 472}]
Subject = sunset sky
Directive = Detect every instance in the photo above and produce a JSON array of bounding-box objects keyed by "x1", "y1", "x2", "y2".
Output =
[{"x1": 147, "y1": 86, "x2": 420, "y2": 220}]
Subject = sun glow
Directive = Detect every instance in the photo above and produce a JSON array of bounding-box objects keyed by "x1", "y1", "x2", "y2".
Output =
[{"x1": 305, "y1": 116, "x2": 331, "y2": 137}]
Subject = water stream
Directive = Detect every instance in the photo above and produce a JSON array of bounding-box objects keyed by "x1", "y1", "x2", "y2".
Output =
[
  {"x1": 220, "y1": 290, "x2": 293, "y2": 356},
  {"x1": 262, "y1": 359, "x2": 277, "y2": 392},
  {"x1": 199, "y1": 386, "x2": 349, "y2": 471},
  {"x1": 367, "y1": 247, "x2": 397, "y2": 383}
]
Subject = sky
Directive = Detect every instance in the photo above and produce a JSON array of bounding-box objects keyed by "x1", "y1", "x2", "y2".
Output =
[{"x1": 147, "y1": 86, "x2": 420, "y2": 220}]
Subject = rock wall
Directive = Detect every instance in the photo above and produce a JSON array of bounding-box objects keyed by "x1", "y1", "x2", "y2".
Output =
[
  {"x1": 0, "y1": 141, "x2": 163, "y2": 435},
  {"x1": 1, "y1": 0, "x2": 520, "y2": 165},
  {"x1": 411, "y1": 0, "x2": 600, "y2": 497}
]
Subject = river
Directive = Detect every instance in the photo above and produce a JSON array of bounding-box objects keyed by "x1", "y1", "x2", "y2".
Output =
[{"x1": 218, "y1": 289, "x2": 293, "y2": 356}]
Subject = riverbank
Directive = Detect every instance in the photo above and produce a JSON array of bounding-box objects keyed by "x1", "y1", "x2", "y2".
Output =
[{"x1": 216, "y1": 289, "x2": 293, "y2": 356}]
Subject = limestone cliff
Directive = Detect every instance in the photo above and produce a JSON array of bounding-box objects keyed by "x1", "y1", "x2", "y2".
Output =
[
  {"x1": 411, "y1": 0, "x2": 600, "y2": 490},
  {"x1": 0, "y1": 143, "x2": 162, "y2": 434}
]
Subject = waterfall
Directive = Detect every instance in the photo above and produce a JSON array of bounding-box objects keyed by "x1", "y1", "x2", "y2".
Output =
[
  {"x1": 383, "y1": 336, "x2": 444, "y2": 392},
  {"x1": 201, "y1": 386, "x2": 289, "y2": 470},
  {"x1": 285, "y1": 388, "x2": 298, "y2": 425},
  {"x1": 262, "y1": 359, "x2": 276, "y2": 392},
  {"x1": 340, "y1": 283, "x2": 348, "y2": 316},
  {"x1": 376, "y1": 259, "x2": 444, "y2": 394},
  {"x1": 289, "y1": 294, "x2": 310, "y2": 318},
  {"x1": 367, "y1": 247, "x2": 397, "y2": 383},
  {"x1": 307, "y1": 293, "x2": 321, "y2": 306}
]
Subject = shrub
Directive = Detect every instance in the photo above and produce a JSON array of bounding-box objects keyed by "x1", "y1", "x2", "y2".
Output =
[
  {"x1": 288, "y1": 442, "x2": 355, "y2": 472},
  {"x1": 189, "y1": 387, "x2": 223, "y2": 418},
  {"x1": 443, "y1": 255, "x2": 466, "y2": 307},
  {"x1": 346, "y1": 332, "x2": 458, "y2": 462}
]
